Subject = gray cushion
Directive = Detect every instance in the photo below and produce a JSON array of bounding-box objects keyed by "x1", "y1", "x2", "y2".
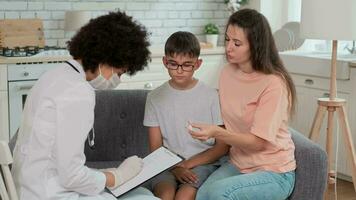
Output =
[
  {"x1": 84, "y1": 90, "x2": 150, "y2": 166},
  {"x1": 85, "y1": 161, "x2": 121, "y2": 169},
  {"x1": 289, "y1": 128, "x2": 328, "y2": 200}
]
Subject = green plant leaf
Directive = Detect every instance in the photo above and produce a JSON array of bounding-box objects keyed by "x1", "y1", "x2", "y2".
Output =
[{"x1": 204, "y1": 23, "x2": 219, "y2": 34}]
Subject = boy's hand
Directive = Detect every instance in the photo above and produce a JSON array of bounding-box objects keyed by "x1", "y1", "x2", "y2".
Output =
[
  {"x1": 171, "y1": 167, "x2": 198, "y2": 184},
  {"x1": 176, "y1": 160, "x2": 192, "y2": 169}
]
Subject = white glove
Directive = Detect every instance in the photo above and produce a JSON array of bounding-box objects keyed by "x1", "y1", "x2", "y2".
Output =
[{"x1": 106, "y1": 155, "x2": 143, "y2": 189}]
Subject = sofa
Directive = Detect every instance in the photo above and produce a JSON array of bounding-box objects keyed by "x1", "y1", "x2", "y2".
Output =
[
  {"x1": 85, "y1": 90, "x2": 328, "y2": 200},
  {"x1": 11, "y1": 89, "x2": 328, "y2": 199}
]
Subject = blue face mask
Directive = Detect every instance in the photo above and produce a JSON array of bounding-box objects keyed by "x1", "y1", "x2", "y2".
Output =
[{"x1": 89, "y1": 67, "x2": 121, "y2": 90}]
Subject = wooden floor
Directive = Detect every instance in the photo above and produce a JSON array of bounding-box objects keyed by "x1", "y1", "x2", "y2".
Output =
[{"x1": 326, "y1": 179, "x2": 356, "y2": 200}]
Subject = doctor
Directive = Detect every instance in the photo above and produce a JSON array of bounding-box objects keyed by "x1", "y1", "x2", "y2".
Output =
[{"x1": 12, "y1": 11, "x2": 158, "y2": 200}]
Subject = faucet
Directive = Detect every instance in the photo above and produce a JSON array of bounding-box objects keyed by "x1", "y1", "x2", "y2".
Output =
[{"x1": 344, "y1": 41, "x2": 356, "y2": 54}]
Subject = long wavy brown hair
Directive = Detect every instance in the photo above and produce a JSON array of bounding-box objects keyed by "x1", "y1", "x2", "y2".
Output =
[{"x1": 226, "y1": 9, "x2": 297, "y2": 116}]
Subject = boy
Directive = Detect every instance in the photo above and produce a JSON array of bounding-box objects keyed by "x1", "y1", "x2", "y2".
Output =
[{"x1": 143, "y1": 31, "x2": 228, "y2": 200}]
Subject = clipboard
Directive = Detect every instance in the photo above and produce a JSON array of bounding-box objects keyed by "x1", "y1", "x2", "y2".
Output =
[{"x1": 107, "y1": 146, "x2": 184, "y2": 197}]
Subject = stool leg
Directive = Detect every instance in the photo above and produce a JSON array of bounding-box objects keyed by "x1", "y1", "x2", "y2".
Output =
[
  {"x1": 327, "y1": 107, "x2": 336, "y2": 183},
  {"x1": 337, "y1": 105, "x2": 356, "y2": 191},
  {"x1": 310, "y1": 105, "x2": 327, "y2": 141},
  {"x1": 324, "y1": 106, "x2": 337, "y2": 200}
]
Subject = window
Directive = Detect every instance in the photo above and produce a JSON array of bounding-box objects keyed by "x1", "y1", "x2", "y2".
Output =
[{"x1": 265, "y1": 0, "x2": 353, "y2": 53}]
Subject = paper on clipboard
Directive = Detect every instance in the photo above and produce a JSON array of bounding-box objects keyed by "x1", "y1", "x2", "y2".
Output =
[{"x1": 108, "y1": 146, "x2": 183, "y2": 197}]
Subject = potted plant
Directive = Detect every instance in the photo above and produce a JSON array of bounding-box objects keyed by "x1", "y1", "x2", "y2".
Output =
[{"x1": 204, "y1": 23, "x2": 219, "y2": 47}]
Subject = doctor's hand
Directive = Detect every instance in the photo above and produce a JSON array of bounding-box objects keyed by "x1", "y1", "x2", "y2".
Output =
[
  {"x1": 188, "y1": 122, "x2": 222, "y2": 141},
  {"x1": 106, "y1": 155, "x2": 143, "y2": 189}
]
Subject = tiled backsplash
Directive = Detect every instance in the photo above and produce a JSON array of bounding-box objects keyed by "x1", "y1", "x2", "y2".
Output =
[{"x1": 0, "y1": 0, "x2": 230, "y2": 47}]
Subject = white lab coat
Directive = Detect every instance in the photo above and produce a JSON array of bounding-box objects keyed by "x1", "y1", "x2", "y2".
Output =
[{"x1": 11, "y1": 60, "x2": 158, "y2": 200}]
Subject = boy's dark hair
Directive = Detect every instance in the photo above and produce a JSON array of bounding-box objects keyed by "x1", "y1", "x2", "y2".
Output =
[
  {"x1": 67, "y1": 11, "x2": 150, "y2": 75},
  {"x1": 164, "y1": 31, "x2": 200, "y2": 58}
]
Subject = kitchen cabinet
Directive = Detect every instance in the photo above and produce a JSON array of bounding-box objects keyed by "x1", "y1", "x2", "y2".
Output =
[
  {"x1": 0, "y1": 46, "x2": 226, "y2": 142},
  {"x1": 118, "y1": 47, "x2": 225, "y2": 90},
  {"x1": 0, "y1": 65, "x2": 6, "y2": 91},
  {"x1": 0, "y1": 65, "x2": 8, "y2": 141},
  {"x1": 281, "y1": 52, "x2": 356, "y2": 181},
  {"x1": 117, "y1": 56, "x2": 169, "y2": 90},
  {"x1": 0, "y1": 91, "x2": 9, "y2": 142},
  {"x1": 290, "y1": 76, "x2": 352, "y2": 178},
  {"x1": 195, "y1": 54, "x2": 225, "y2": 88}
]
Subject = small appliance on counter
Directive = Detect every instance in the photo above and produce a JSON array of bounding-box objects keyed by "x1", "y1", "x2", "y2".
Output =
[{"x1": 0, "y1": 46, "x2": 68, "y2": 57}]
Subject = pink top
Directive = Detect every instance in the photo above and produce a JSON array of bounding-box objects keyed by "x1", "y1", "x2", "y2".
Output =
[{"x1": 219, "y1": 64, "x2": 296, "y2": 173}]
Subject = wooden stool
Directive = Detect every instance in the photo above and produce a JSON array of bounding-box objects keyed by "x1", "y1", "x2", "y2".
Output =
[{"x1": 309, "y1": 97, "x2": 356, "y2": 199}]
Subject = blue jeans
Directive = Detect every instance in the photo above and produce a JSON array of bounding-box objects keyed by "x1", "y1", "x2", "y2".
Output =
[{"x1": 196, "y1": 162, "x2": 295, "y2": 200}]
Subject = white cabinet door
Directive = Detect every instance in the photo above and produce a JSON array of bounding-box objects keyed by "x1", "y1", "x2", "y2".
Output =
[
  {"x1": 290, "y1": 86, "x2": 331, "y2": 136},
  {"x1": 195, "y1": 55, "x2": 225, "y2": 89},
  {"x1": 116, "y1": 54, "x2": 225, "y2": 90},
  {"x1": 115, "y1": 83, "x2": 131, "y2": 90},
  {"x1": 0, "y1": 91, "x2": 9, "y2": 142},
  {"x1": 335, "y1": 92, "x2": 354, "y2": 179},
  {"x1": 125, "y1": 80, "x2": 166, "y2": 90},
  {"x1": 0, "y1": 65, "x2": 7, "y2": 91},
  {"x1": 290, "y1": 81, "x2": 353, "y2": 178},
  {"x1": 117, "y1": 57, "x2": 169, "y2": 90}
]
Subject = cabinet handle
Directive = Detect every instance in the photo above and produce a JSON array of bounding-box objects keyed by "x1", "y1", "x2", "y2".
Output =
[
  {"x1": 323, "y1": 93, "x2": 330, "y2": 97},
  {"x1": 23, "y1": 71, "x2": 30, "y2": 77},
  {"x1": 144, "y1": 82, "x2": 153, "y2": 89},
  {"x1": 304, "y1": 79, "x2": 314, "y2": 85}
]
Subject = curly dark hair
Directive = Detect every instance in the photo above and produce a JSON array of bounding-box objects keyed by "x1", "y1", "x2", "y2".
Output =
[{"x1": 67, "y1": 11, "x2": 151, "y2": 75}]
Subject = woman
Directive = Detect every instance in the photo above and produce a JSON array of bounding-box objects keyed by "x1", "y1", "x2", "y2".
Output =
[
  {"x1": 12, "y1": 11, "x2": 158, "y2": 200},
  {"x1": 189, "y1": 9, "x2": 297, "y2": 200}
]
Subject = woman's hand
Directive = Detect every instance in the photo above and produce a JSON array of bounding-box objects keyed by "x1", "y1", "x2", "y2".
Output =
[
  {"x1": 171, "y1": 167, "x2": 198, "y2": 184},
  {"x1": 188, "y1": 122, "x2": 222, "y2": 141}
]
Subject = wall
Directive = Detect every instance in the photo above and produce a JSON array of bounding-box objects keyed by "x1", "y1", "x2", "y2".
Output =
[
  {"x1": 0, "y1": 0, "x2": 231, "y2": 47},
  {"x1": 260, "y1": 0, "x2": 286, "y2": 32}
]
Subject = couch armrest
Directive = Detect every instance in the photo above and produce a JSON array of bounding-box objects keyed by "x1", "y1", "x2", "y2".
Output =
[
  {"x1": 84, "y1": 90, "x2": 150, "y2": 167},
  {"x1": 288, "y1": 128, "x2": 328, "y2": 200}
]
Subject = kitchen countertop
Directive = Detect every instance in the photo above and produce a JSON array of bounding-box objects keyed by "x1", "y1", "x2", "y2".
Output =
[
  {"x1": 350, "y1": 61, "x2": 356, "y2": 67},
  {"x1": 2, "y1": 47, "x2": 355, "y2": 71},
  {"x1": 280, "y1": 51, "x2": 356, "y2": 67},
  {"x1": 0, "y1": 55, "x2": 70, "y2": 64},
  {"x1": 279, "y1": 51, "x2": 356, "y2": 80},
  {"x1": 0, "y1": 46, "x2": 225, "y2": 64}
]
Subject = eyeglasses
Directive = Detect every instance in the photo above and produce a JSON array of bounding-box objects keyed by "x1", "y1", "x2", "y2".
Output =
[{"x1": 165, "y1": 61, "x2": 196, "y2": 72}]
